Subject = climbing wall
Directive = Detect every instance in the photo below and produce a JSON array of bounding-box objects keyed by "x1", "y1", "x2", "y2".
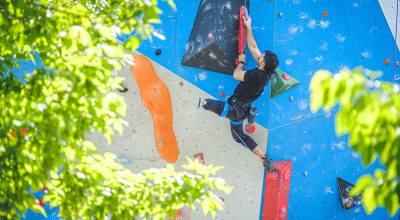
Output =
[{"x1": 119, "y1": 0, "x2": 400, "y2": 219}]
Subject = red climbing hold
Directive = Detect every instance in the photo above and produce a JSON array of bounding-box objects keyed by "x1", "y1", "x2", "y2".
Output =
[
  {"x1": 322, "y1": 11, "x2": 328, "y2": 17},
  {"x1": 246, "y1": 124, "x2": 255, "y2": 133},
  {"x1": 384, "y1": 59, "x2": 390, "y2": 64},
  {"x1": 21, "y1": 128, "x2": 27, "y2": 136},
  {"x1": 235, "y1": 6, "x2": 247, "y2": 66},
  {"x1": 219, "y1": 92, "x2": 225, "y2": 97},
  {"x1": 238, "y1": 6, "x2": 246, "y2": 55},
  {"x1": 282, "y1": 73, "x2": 290, "y2": 81},
  {"x1": 208, "y1": 33, "x2": 213, "y2": 39},
  {"x1": 193, "y1": 153, "x2": 205, "y2": 165},
  {"x1": 279, "y1": 207, "x2": 287, "y2": 219},
  {"x1": 39, "y1": 187, "x2": 48, "y2": 191},
  {"x1": 37, "y1": 198, "x2": 45, "y2": 207}
]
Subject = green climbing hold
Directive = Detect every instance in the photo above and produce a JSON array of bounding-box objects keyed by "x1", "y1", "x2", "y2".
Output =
[{"x1": 270, "y1": 68, "x2": 300, "y2": 98}]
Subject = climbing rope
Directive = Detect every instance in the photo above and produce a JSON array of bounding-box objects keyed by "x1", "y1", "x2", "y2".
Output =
[
  {"x1": 232, "y1": 129, "x2": 297, "y2": 220},
  {"x1": 394, "y1": 0, "x2": 399, "y2": 84}
]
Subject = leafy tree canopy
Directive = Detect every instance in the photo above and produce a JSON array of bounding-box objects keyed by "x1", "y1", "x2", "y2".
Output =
[
  {"x1": 310, "y1": 68, "x2": 400, "y2": 216},
  {"x1": 0, "y1": 0, "x2": 232, "y2": 219}
]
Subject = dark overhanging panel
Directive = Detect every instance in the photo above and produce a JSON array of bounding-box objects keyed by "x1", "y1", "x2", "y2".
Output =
[{"x1": 182, "y1": 0, "x2": 250, "y2": 75}]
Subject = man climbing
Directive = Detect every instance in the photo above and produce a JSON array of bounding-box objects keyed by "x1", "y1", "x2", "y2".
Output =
[{"x1": 200, "y1": 15, "x2": 279, "y2": 172}]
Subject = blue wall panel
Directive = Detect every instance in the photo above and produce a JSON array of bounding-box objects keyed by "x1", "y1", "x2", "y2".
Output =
[
  {"x1": 341, "y1": 0, "x2": 400, "y2": 83},
  {"x1": 136, "y1": 17, "x2": 177, "y2": 71},
  {"x1": 332, "y1": 148, "x2": 391, "y2": 219},
  {"x1": 288, "y1": 155, "x2": 343, "y2": 219},
  {"x1": 175, "y1": 0, "x2": 200, "y2": 60},
  {"x1": 265, "y1": 114, "x2": 342, "y2": 219},
  {"x1": 158, "y1": 0, "x2": 177, "y2": 19},
  {"x1": 246, "y1": 0, "x2": 274, "y2": 54},
  {"x1": 267, "y1": 114, "x2": 332, "y2": 165},
  {"x1": 324, "y1": 109, "x2": 348, "y2": 155},
  {"x1": 326, "y1": 109, "x2": 400, "y2": 219},
  {"x1": 270, "y1": 1, "x2": 359, "y2": 129}
]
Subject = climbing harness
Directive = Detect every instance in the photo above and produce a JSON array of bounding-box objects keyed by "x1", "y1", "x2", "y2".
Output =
[
  {"x1": 232, "y1": 129, "x2": 298, "y2": 220},
  {"x1": 394, "y1": 0, "x2": 399, "y2": 84}
]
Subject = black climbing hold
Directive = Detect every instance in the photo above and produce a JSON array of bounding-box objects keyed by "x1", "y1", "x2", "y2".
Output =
[
  {"x1": 182, "y1": 0, "x2": 250, "y2": 75},
  {"x1": 118, "y1": 84, "x2": 128, "y2": 93},
  {"x1": 155, "y1": 49, "x2": 161, "y2": 56},
  {"x1": 337, "y1": 177, "x2": 363, "y2": 210}
]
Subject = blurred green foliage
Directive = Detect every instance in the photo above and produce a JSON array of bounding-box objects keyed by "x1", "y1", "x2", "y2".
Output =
[
  {"x1": 0, "y1": 0, "x2": 232, "y2": 219},
  {"x1": 310, "y1": 68, "x2": 400, "y2": 216}
]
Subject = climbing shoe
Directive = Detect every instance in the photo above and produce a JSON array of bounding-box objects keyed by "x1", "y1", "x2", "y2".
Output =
[{"x1": 263, "y1": 155, "x2": 275, "y2": 172}]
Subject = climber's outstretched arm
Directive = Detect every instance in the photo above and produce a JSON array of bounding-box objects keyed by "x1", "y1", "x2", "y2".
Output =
[{"x1": 243, "y1": 15, "x2": 262, "y2": 62}]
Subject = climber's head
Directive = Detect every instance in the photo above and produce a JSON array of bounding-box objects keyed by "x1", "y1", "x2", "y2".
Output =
[{"x1": 258, "y1": 50, "x2": 279, "y2": 74}]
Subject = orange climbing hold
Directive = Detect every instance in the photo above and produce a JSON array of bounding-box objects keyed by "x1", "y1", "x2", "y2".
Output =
[
  {"x1": 130, "y1": 55, "x2": 179, "y2": 163},
  {"x1": 384, "y1": 59, "x2": 390, "y2": 64},
  {"x1": 322, "y1": 11, "x2": 328, "y2": 17}
]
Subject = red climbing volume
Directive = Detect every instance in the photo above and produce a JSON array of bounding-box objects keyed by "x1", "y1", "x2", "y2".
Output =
[{"x1": 261, "y1": 161, "x2": 292, "y2": 220}]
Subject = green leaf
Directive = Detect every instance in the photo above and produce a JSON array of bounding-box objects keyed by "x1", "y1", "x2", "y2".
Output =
[
  {"x1": 124, "y1": 36, "x2": 141, "y2": 52},
  {"x1": 112, "y1": 120, "x2": 123, "y2": 136},
  {"x1": 0, "y1": 1, "x2": 233, "y2": 219},
  {"x1": 363, "y1": 187, "x2": 377, "y2": 214},
  {"x1": 310, "y1": 70, "x2": 332, "y2": 112},
  {"x1": 350, "y1": 175, "x2": 372, "y2": 196},
  {"x1": 30, "y1": 204, "x2": 47, "y2": 217},
  {"x1": 201, "y1": 199, "x2": 210, "y2": 215},
  {"x1": 388, "y1": 192, "x2": 399, "y2": 216}
]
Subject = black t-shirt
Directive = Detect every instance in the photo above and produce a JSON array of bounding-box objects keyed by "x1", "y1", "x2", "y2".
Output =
[{"x1": 233, "y1": 68, "x2": 273, "y2": 103}]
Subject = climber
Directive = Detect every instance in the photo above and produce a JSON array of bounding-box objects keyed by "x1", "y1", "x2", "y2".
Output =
[{"x1": 200, "y1": 14, "x2": 279, "y2": 172}]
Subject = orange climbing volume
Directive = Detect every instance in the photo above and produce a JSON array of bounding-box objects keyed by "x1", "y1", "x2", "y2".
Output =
[{"x1": 130, "y1": 55, "x2": 179, "y2": 163}]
